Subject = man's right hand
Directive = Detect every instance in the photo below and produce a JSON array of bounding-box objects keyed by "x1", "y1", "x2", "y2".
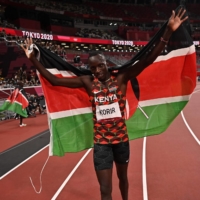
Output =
[{"x1": 21, "y1": 38, "x2": 35, "y2": 60}]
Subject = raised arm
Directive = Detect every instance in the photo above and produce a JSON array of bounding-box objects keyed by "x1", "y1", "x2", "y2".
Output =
[
  {"x1": 21, "y1": 38, "x2": 86, "y2": 88},
  {"x1": 122, "y1": 8, "x2": 188, "y2": 82}
]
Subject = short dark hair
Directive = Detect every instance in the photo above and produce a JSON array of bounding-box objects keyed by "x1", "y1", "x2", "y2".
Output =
[{"x1": 88, "y1": 51, "x2": 104, "y2": 59}]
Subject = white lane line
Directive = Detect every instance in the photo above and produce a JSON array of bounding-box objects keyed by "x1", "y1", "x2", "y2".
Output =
[
  {"x1": 0, "y1": 145, "x2": 49, "y2": 180},
  {"x1": 181, "y1": 89, "x2": 200, "y2": 145},
  {"x1": 142, "y1": 137, "x2": 148, "y2": 200},
  {"x1": 51, "y1": 148, "x2": 92, "y2": 200},
  {"x1": 141, "y1": 88, "x2": 200, "y2": 200},
  {"x1": 181, "y1": 112, "x2": 200, "y2": 145}
]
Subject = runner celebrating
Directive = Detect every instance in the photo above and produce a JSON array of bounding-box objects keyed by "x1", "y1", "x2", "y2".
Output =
[{"x1": 21, "y1": 8, "x2": 187, "y2": 200}]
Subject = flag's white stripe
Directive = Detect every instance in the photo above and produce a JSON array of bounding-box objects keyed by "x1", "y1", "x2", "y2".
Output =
[
  {"x1": 50, "y1": 107, "x2": 92, "y2": 119},
  {"x1": 5, "y1": 100, "x2": 28, "y2": 109},
  {"x1": 139, "y1": 95, "x2": 190, "y2": 107},
  {"x1": 5, "y1": 90, "x2": 29, "y2": 106},
  {"x1": 49, "y1": 95, "x2": 189, "y2": 120},
  {"x1": 47, "y1": 68, "x2": 76, "y2": 77},
  {"x1": 6, "y1": 100, "x2": 23, "y2": 107},
  {"x1": 154, "y1": 45, "x2": 195, "y2": 63},
  {"x1": 45, "y1": 45, "x2": 195, "y2": 76}
]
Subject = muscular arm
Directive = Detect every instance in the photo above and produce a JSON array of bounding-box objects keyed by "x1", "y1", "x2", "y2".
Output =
[
  {"x1": 121, "y1": 8, "x2": 188, "y2": 83},
  {"x1": 124, "y1": 27, "x2": 172, "y2": 80},
  {"x1": 29, "y1": 56, "x2": 86, "y2": 88},
  {"x1": 21, "y1": 39, "x2": 90, "y2": 88}
]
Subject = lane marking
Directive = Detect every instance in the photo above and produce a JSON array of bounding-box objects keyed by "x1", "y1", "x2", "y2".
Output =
[
  {"x1": 51, "y1": 148, "x2": 92, "y2": 200},
  {"x1": 181, "y1": 112, "x2": 200, "y2": 145},
  {"x1": 0, "y1": 145, "x2": 49, "y2": 180},
  {"x1": 142, "y1": 137, "x2": 148, "y2": 200},
  {"x1": 142, "y1": 87, "x2": 200, "y2": 200},
  {"x1": 181, "y1": 89, "x2": 200, "y2": 145}
]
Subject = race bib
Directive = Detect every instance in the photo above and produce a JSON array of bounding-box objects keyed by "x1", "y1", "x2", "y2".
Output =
[{"x1": 96, "y1": 102, "x2": 122, "y2": 121}]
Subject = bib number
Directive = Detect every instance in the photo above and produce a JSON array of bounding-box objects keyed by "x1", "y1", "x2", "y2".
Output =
[{"x1": 96, "y1": 102, "x2": 122, "y2": 121}]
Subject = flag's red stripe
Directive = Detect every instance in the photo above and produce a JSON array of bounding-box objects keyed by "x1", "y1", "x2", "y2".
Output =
[
  {"x1": 39, "y1": 76, "x2": 91, "y2": 113},
  {"x1": 7, "y1": 90, "x2": 29, "y2": 109},
  {"x1": 15, "y1": 94, "x2": 29, "y2": 109},
  {"x1": 137, "y1": 52, "x2": 196, "y2": 101},
  {"x1": 40, "y1": 52, "x2": 196, "y2": 113}
]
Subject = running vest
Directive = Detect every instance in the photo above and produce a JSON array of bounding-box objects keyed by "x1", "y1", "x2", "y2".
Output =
[{"x1": 90, "y1": 76, "x2": 128, "y2": 144}]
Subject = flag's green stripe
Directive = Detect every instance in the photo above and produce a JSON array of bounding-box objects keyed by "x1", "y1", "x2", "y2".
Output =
[
  {"x1": 126, "y1": 101, "x2": 188, "y2": 139},
  {"x1": 0, "y1": 102, "x2": 27, "y2": 117},
  {"x1": 51, "y1": 101, "x2": 188, "y2": 156},
  {"x1": 51, "y1": 113, "x2": 93, "y2": 156}
]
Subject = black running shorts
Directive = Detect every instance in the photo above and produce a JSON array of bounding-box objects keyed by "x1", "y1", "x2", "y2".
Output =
[{"x1": 93, "y1": 141, "x2": 130, "y2": 170}]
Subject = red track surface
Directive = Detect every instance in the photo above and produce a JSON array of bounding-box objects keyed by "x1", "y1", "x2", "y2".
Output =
[
  {"x1": 0, "y1": 82, "x2": 200, "y2": 200},
  {"x1": 0, "y1": 114, "x2": 48, "y2": 152}
]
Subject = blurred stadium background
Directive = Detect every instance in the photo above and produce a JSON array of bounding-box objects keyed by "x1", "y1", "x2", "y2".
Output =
[{"x1": 0, "y1": 0, "x2": 200, "y2": 119}]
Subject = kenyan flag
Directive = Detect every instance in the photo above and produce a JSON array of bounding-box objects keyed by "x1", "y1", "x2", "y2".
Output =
[
  {"x1": 35, "y1": 6, "x2": 196, "y2": 156},
  {"x1": 126, "y1": 45, "x2": 196, "y2": 139},
  {"x1": 0, "y1": 88, "x2": 29, "y2": 117}
]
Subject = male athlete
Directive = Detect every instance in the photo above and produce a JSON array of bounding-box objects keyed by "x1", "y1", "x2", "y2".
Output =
[{"x1": 22, "y1": 9, "x2": 187, "y2": 200}]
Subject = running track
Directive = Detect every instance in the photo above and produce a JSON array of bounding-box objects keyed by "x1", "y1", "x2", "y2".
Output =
[{"x1": 0, "y1": 82, "x2": 200, "y2": 200}]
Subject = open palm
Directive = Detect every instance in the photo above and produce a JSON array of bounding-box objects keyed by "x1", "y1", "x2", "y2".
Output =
[
  {"x1": 167, "y1": 8, "x2": 188, "y2": 32},
  {"x1": 21, "y1": 38, "x2": 35, "y2": 59}
]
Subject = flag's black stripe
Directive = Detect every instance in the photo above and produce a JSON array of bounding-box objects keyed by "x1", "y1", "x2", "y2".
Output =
[
  {"x1": 38, "y1": 5, "x2": 193, "y2": 79},
  {"x1": 130, "y1": 78, "x2": 140, "y2": 101},
  {"x1": 37, "y1": 46, "x2": 92, "y2": 76}
]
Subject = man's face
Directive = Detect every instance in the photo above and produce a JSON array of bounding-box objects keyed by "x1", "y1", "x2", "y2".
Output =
[{"x1": 88, "y1": 54, "x2": 109, "y2": 81}]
